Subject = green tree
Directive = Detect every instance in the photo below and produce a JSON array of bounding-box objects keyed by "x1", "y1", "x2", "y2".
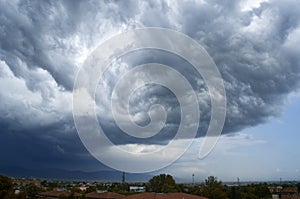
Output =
[
  {"x1": 118, "y1": 183, "x2": 129, "y2": 193},
  {"x1": 241, "y1": 191, "x2": 257, "y2": 199},
  {"x1": 201, "y1": 176, "x2": 228, "y2": 199},
  {"x1": 188, "y1": 185, "x2": 202, "y2": 196},
  {"x1": 240, "y1": 183, "x2": 271, "y2": 199},
  {"x1": 86, "y1": 185, "x2": 96, "y2": 193},
  {"x1": 22, "y1": 183, "x2": 43, "y2": 198},
  {"x1": 254, "y1": 183, "x2": 271, "y2": 198},
  {"x1": 0, "y1": 175, "x2": 14, "y2": 199},
  {"x1": 148, "y1": 174, "x2": 178, "y2": 193}
]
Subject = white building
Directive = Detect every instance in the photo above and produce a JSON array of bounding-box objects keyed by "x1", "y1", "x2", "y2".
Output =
[{"x1": 129, "y1": 186, "x2": 146, "y2": 192}]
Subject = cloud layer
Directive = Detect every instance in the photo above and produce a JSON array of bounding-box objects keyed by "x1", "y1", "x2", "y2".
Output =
[{"x1": 0, "y1": 0, "x2": 299, "y2": 172}]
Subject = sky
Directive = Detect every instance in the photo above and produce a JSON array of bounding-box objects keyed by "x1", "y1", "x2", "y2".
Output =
[
  {"x1": 161, "y1": 91, "x2": 300, "y2": 182},
  {"x1": 0, "y1": 0, "x2": 300, "y2": 182}
]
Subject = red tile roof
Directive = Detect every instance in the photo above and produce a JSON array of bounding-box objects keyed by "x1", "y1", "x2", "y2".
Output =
[
  {"x1": 85, "y1": 191, "x2": 125, "y2": 199},
  {"x1": 281, "y1": 194, "x2": 299, "y2": 199},
  {"x1": 126, "y1": 193, "x2": 156, "y2": 199},
  {"x1": 125, "y1": 192, "x2": 208, "y2": 199},
  {"x1": 282, "y1": 187, "x2": 298, "y2": 193},
  {"x1": 281, "y1": 187, "x2": 299, "y2": 199},
  {"x1": 38, "y1": 190, "x2": 81, "y2": 197}
]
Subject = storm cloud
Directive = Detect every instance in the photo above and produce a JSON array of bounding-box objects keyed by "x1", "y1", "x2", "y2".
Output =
[{"x1": 0, "y1": 0, "x2": 299, "y2": 172}]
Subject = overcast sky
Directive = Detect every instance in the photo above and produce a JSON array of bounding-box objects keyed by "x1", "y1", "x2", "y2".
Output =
[{"x1": 0, "y1": 0, "x2": 300, "y2": 181}]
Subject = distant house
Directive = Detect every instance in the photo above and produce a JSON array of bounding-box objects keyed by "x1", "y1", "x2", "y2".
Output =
[
  {"x1": 269, "y1": 186, "x2": 283, "y2": 194},
  {"x1": 85, "y1": 190, "x2": 125, "y2": 199},
  {"x1": 269, "y1": 186, "x2": 283, "y2": 199},
  {"x1": 270, "y1": 187, "x2": 299, "y2": 199},
  {"x1": 37, "y1": 188, "x2": 82, "y2": 198},
  {"x1": 129, "y1": 186, "x2": 146, "y2": 192},
  {"x1": 125, "y1": 192, "x2": 209, "y2": 199},
  {"x1": 78, "y1": 185, "x2": 88, "y2": 192},
  {"x1": 280, "y1": 187, "x2": 299, "y2": 199}
]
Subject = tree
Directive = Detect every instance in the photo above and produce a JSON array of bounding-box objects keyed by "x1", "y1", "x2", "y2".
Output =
[
  {"x1": 253, "y1": 183, "x2": 271, "y2": 198},
  {"x1": 22, "y1": 183, "x2": 43, "y2": 198},
  {"x1": 239, "y1": 183, "x2": 271, "y2": 199},
  {"x1": 241, "y1": 192, "x2": 257, "y2": 199},
  {"x1": 201, "y1": 176, "x2": 228, "y2": 199},
  {"x1": 0, "y1": 175, "x2": 14, "y2": 199},
  {"x1": 188, "y1": 185, "x2": 202, "y2": 196},
  {"x1": 148, "y1": 174, "x2": 178, "y2": 193}
]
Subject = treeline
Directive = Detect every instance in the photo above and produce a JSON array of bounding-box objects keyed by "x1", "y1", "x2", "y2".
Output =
[
  {"x1": 2, "y1": 174, "x2": 299, "y2": 199},
  {"x1": 0, "y1": 175, "x2": 44, "y2": 199},
  {"x1": 188, "y1": 179, "x2": 272, "y2": 199},
  {"x1": 147, "y1": 174, "x2": 272, "y2": 199}
]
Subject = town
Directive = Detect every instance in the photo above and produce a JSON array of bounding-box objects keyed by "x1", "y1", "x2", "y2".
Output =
[{"x1": 1, "y1": 174, "x2": 300, "y2": 199}]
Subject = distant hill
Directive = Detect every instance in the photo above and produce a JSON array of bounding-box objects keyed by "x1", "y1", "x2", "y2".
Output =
[{"x1": 0, "y1": 166, "x2": 153, "y2": 182}]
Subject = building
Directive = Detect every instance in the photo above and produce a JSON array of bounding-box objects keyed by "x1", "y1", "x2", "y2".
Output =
[
  {"x1": 270, "y1": 187, "x2": 299, "y2": 199},
  {"x1": 85, "y1": 191, "x2": 125, "y2": 199},
  {"x1": 125, "y1": 192, "x2": 209, "y2": 199},
  {"x1": 281, "y1": 187, "x2": 299, "y2": 199},
  {"x1": 129, "y1": 186, "x2": 146, "y2": 192},
  {"x1": 37, "y1": 188, "x2": 82, "y2": 198},
  {"x1": 78, "y1": 185, "x2": 88, "y2": 192}
]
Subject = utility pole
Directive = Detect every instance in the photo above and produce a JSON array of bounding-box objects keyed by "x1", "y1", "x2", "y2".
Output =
[
  {"x1": 237, "y1": 177, "x2": 241, "y2": 199},
  {"x1": 192, "y1": 174, "x2": 195, "y2": 185}
]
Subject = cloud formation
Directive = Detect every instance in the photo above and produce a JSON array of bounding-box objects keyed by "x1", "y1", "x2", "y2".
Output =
[{"x1": 0, "y1": 0, "x2": 299, "y2": 172}]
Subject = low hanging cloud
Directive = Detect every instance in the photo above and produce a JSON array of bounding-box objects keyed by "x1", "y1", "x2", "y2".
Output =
[{"x1": 0, "y1": 0, "x2": 299, "y2": 170}]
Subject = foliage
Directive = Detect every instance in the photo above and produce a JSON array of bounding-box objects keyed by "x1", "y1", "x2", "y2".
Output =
[
  {"x1": 188, "y1": 185, "x2": 202, "y2": 196},
  {"x1": 0, "y1": 175, "x2": 14, "y2": 199},
  {"x1": 239, "y1": 183, "x2": 271, "y2": 199},
  {"x1": 201, "y1": 176, "x2": 228, "y2": 199},
  {"x1": 147, "y1": 174, "x2": 178, "y2": 193},
  {"x1": 0, "y1": 174, "x2": 279, "y2": 199},
  {"x1": 22, "y1": 182, "x2": 43, "y2": 198}
]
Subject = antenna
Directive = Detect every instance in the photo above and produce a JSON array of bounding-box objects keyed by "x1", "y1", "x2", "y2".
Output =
[{"x1": 192, "y1": 173, "x2": 195, "y2": 185}]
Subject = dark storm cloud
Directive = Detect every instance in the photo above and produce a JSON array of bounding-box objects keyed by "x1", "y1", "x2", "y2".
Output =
[
  {"x1": 0, "y1": 0, "x2": 140, "y2": 91},
  {"x1": 175, "y1": 0, "x2": 300, "y2": 133},
  {"x1": 0, "y1": 0, "x2": 300, "y2": 171},
  {"x1": 95, "y1": 49, "x2": 210, "y2": 145},
  {"x1": 0, "y1": 0, "x2": 141, "y2": 170}
]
